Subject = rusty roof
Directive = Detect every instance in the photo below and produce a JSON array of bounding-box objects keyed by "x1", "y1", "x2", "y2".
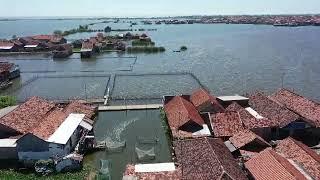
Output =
[
  {"x1": 164, "y1": 96, "x2": 204, "y2": 129},
  {"x1": 270, "y1": 89, "x2": 320, "y2": 127},
  {"x1": 211, "y1": 111, "x2": 245, "y2": 137},
  {"x1": 226, "y1": 102, "x2": 275, "y2": 129},
  {"x1": 174, "y1": 137, "x2": 247, "y2": 180},
  {"x1": 275, "y1": 137, "x2": 320, "y2": 179},
  {"x1": 63, "y1": 101, "x2": 96, "y2": 120},
  {"x1": 245, "y1": 149, "x2": 308, "y2": 180},
  {"x1": 0, "y1": 62, "x2": 14, "y2": 73},
  {"x1": 229, "y1": 129, "x2": 271, "y2": 149},
  {"x1": 190, "y1": 88, "x2": 225, "y2": 113},
  {"x1": 124, "y1": 164, "x2": 182, "y2": 180},
  {"x1": 248, "y1": 92, "x2": 300, "y2": 128},
  {"x1": 0, "y1": 97, "x2": 56, "y2": 134}
]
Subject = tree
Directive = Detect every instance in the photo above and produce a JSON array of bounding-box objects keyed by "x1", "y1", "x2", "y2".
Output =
[
  {"x1": 12, "y1": 35, "x2": 17, "y2": 39},
  {"x1": 53, "y1": 30, "x2": 63, "y2": 36},
  {"x1": 0, "y1": 96, "x2": 16, "y2": 109},
  {"x1": 104, "y1": 26, "x2": 112, "y2": 32}
]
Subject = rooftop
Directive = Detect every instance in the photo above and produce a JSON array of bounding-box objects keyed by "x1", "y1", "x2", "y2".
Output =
[
  {"x1": 124, "y1": 164, "x2": 181, "y2": 180},
  {"x1": 229, "y1": 129, "x2": 270, "y2": 150},
  {"x1": 174, "y1": 137, "x2": 247, "y2": 180},
  {"x1": 248, "y1": 92, "x2": 300, "y2": 128},
  {"x1": 210, "y1": 111, "x2": 245, "y2": 137},
  {"x1": 270, "y1": 89, "x2": 320, "y2": 127},
  {"x1": 275, "y1": 137, "x2": 320, "y2": 179},
  {"x1": 245, "y1": 149, "x2": 309, "y2": 180},
  {"x1": 190, "y1": 88, "x2": 225, "y2": 113}
]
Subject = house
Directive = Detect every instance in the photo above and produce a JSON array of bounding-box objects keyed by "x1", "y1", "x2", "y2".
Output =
[
  {"x1": 174, "y1": 137, "x2": 248, "y2": 180},
  {"x1": 270, "y1": 89, "x2": 320, "y2": 134},
  {"x1": 210, "y1": 111, "x2": 245, "y2": 139},
  {"x1": 0, "y1": 62, "x2": 20, "y2": 82},
  {"x1": 275, "y1": 137, "x2": 320, "y2": 179},
  {"x1": 227, "y1": 129, "x2": 271, "y2": 161},
  {"x1": 190, "y1": 88, "x2": 225, "y2": 113},
  {"x1": 164, "y1": 96, "x2": 207, "y2": 138},
  {"x1": 80, "y1": 40, "x2": 96, "y2": 58},
  {"x1": 245, "y1": 149, "x2": 311, "y2": 180},
  {"x1": 32, "y1": 35, "x2": 67, "y2": 44},
  {"x1": 0, "y1": 41, "x2": 20, "y2": 52},
  {"x1": 52, "y1": 44, "x2": 73, "y2": 58},
  {"x1": 0, "y1": 97, "x2": 96, "y2": 164},
  {"x1": 248, "y1": 92, "x2": 301, "y2": 139},
  {"x1": 24, "y1": 41, "x2": 48, "y2": 52}
]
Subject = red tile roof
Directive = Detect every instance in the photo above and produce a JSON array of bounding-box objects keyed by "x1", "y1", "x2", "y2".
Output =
[
  {"x1": 270, "y1": 89, "x2": 320, "y2": 127},
  {"x1": 245, "y1": 149, "x2": 308, "y2": 180},
  {"x1": 0, "y1": 62, "x2": 14, "y2": 73},
  {"x1": 174, "y1": 137, "x2": 247, "y2": 180},
  {"x1": 0, "y1": 97, "x2": 55, "y2": 134},
  {"x1": 190, "y1": 88, "x2": 225, "y2": 113},
  {"x1": 63, "y1": 101, "x2": 96, "y2": 120},
  {"x1": 211, "y1": 111, "x2": 245, "y2": 137},
  {"x1": 226, "y1": 102, "x2": 275, "y2": 128},
  {"x1": 164, "y1": 96, "x2": 204, "y2": 129},
  {"x1": 32, "y1": 35, "x2": 53, "y2": 41},
  {"x1": 124, "y1": 164, "x2": 182, "y2": 180},
  {"x1": 81, "y1": 41, "x2": 94, "y2": 50},
  {"x1": 248, "y1": 92, "x2": 300, "y2": 128},
  {"x1": 229, "y1": 129, "x2": 270, "y2": 149},
  {"x1": 275, "y1": 137, "x2": 320, "y2": 179}
]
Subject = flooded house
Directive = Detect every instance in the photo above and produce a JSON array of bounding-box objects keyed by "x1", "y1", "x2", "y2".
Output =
[
  {"x1": 163, "y1": 96, "x2": 211, "y2": 139},
  {"x1": 31, "y1": 35, "x2": 67, "y2": 44},
  {"x1": 190, "y1": 88, "x2": 225, "y2": 113},
  {"x1": 0, "y1": 41, "x2": 21, "y2": 52},
  {"x1": 0, "y1": 97, "x2": 97, "y2": 166},
  {"x1": 0, "y1": 62, "x2": 20, "y2": 82},
  {"x1": 174, "y1": 137, "x2": 248, "y2": 180},
  {"x1": 245, "y1": 149, "x2": 312, "y2": 180},
  {"x1": 52, "y1": 44, "x2": 73, "y2": 58},
  {"x1": 80, "y1": 40, "x2": 97, "y2": 58}
]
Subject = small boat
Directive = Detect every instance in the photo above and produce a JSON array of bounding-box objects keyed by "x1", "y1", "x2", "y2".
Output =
[{"x1": 0, "y1": 80, "x2": 13, "y2": 90}]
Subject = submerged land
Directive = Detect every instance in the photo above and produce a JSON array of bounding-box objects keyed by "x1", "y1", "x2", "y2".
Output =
[{"x1": 0, "y1": 15, "x2": 320, "y2": 179}]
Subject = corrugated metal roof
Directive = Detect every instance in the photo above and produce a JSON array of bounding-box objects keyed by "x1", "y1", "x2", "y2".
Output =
[
  {"x1": 79, "y1": 120, "x2": 93, "y2": 131},
  {"x1": 24, "y1": 45, "x2": 38, "y2": 48},
  {"x1": 217, "y1": 95, "x2": 249, "y2": 102},
  {"x1": 245, "y1": 107, "x2": 264, "y2": 119},
  {"x1": 0, "y1": 46, "x2": 13, "y2": 50},
  {"x1": 135, "y1": 163, "x2": 176, "y2": 173},
  {"x1": 47, "y1": 113, "x2": 85, "y2": 144}
]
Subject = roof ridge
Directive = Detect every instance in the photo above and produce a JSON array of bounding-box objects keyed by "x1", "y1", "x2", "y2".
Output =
[{"x1": 288, "y1": 137, "x2": 320, "y2": 164}]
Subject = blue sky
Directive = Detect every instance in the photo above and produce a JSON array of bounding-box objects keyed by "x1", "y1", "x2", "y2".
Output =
[{"x1": 1, "y1": 0, "x2": 320, "y2": 17}]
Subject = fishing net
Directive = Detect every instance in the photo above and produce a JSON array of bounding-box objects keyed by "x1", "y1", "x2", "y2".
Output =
[
  {"x1": 105, "y1": 137, "x2": 126, "y2": 153},
  {"x1": 97, "y1": 160, "x2": 112, "y2": 180},
  {"x1": 135, "y1": 146, "x2": 156, "y2": 161}
]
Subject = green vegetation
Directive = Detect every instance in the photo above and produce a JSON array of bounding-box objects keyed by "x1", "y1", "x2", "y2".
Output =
[
  {"x1": 180, "y1": 46, "x2": 188, "y2": 51},
  {"x1": 127, "y1": 46, "x2": 165, "y2": 53},
  {"x1": 0, "y1": 96, "x2": 16, "y2": 109},
  {"x1": 132, "y1": 40, "x2": 155, "y2": 47},
  {"x1": 104, "y1": 26, "x2": 111, "y2": 32},
  {"x1": 0, "y1": 164, "x2": 93, "y2": 180},
  {"x1": 53, "y1": 30, "x2": 62, "y2": 36}
]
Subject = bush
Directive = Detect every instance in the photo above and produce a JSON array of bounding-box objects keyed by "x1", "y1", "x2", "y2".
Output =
[
  {"x1": 180, "y1": 46, "x2": 187, "y2": 51},
  {"x1": 132, "y1": 40, "x2": 155, "y2": 47},
  {"x1": 0, "y1": 96, "x2": 16, "y2": 109},
  {"x1": 53, "y1": 30, "x2": 63, "y2": 36},
  {"x1": 127, "y1": 46, "x2": 165, "y2": 53}
]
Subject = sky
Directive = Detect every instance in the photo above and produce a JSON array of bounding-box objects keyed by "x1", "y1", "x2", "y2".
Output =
[{"x1": 1, "y1": 0, "x2": 320, "y2": 17}]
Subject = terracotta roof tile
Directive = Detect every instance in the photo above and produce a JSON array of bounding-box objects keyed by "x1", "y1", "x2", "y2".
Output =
[
  {"x1": 81, "y1": 41, "x2": 94, "y2": 50},
  {"x1": 164, "y1": 96, "x2": 204, "y2": 129},
  {"x1": 245, "y1": 149, "x2": 308, "y2": 180},
  {"x1": 190, "y1": 88, "x2": 225, "y2": 113},
  {"x1": 226, "y1": 102, "x2": 275, "y2": 128},
  {"x1": 229, "y1": 129, "x2": 270, "y2": 149},
  {"x1": 211, "y1": 111, "x2": 245, "y2": 137},
  {"x1": 124, "y1": 164, "x2": 182, "y2": 180},
  {"x1": 275, "y1": 137, "x2": 320, "y2": 179},
  {"x1": 0, "y1": 97, "x2": 55, "y2": 134},
  {"x1": 0, "y1": 62, "x2": 14, "y2": 73},
  {"x1": 248, "y1": 92, "x2": 300, "y2": 128},
  {"x1": 174, "y1": 137, "x2": 247, "y2": 180},
  {"x1": 63, "y1": 101, "x2": 96, "y2": 120},
  {"x1": 270, "y1": 89, "x2": 320, "y2": 127}
]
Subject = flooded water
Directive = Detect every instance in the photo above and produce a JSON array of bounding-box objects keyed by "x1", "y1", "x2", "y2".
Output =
[{"x1": 85, "y1": 110, "x2": 172, "y2": 180}]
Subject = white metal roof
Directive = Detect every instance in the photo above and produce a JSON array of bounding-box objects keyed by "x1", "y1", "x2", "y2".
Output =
[
  {"x1": 0, "y1": 46, "x2": 13, "y2": 50},
  {"x1": 79, "y1": 120, "x2": 93, "y2": 131},
  {"x1": 24, "y1": 45, "x2": 38, "y2": 48},
  {"x1": 0, "y1": 138, "x2": 17, "y2": 147},
  {"x1": 224, "y1": 140, "x2": 237, "y2": 152},
  {"x1": 192, "y1": 124, "x2": 211, "y2": 136},
  {"x1": 217, "y1": 95, "x2": 249, "y2": 102},
  {"x1": 245, "y1": 107, "x2": 264, "y2": 119},
  {"x1": 80, "y1": 48, "x2": 92, "y2": 52},
  {"x1": 135, "y1": 163, "x2": 176, "y2": 173},
  {"x1": 47, "y1": 113, "x2": 85, "y2": 144}
]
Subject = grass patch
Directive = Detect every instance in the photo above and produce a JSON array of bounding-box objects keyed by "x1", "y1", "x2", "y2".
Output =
[
  {"x1": 0, "y1": 164, "x2": 93, "y2": 180},
  {"x1": 0, "y1": 96, "x2": 16, "y2": 109}
]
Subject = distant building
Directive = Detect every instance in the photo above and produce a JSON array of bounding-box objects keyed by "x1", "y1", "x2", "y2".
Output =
[
  {"x1": 52, "y1": 44, "x2": 73, "y2": 58},
  {"x1": 174, "y1": 137, "x2": 248, "y2": 180},
  {"x1": 190, "y1": 88, "x2": 225, "y2": 113},
  {"x1": 80, "y1": 41, "x2": 96, "y2": 58},
  {"x1": 31, "y1": 35, "x2": 67, "y2": 44},
  {"x1": 0, "y1": 41, "x2": 20, "y2": 52},
  {"x1": 0, "y1": 62, "x2": 20, "y2": 82}
]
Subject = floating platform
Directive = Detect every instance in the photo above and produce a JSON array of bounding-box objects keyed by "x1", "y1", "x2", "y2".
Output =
[{"x1": 98, "y1": 104, "x2": 163, "y2": 111}]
